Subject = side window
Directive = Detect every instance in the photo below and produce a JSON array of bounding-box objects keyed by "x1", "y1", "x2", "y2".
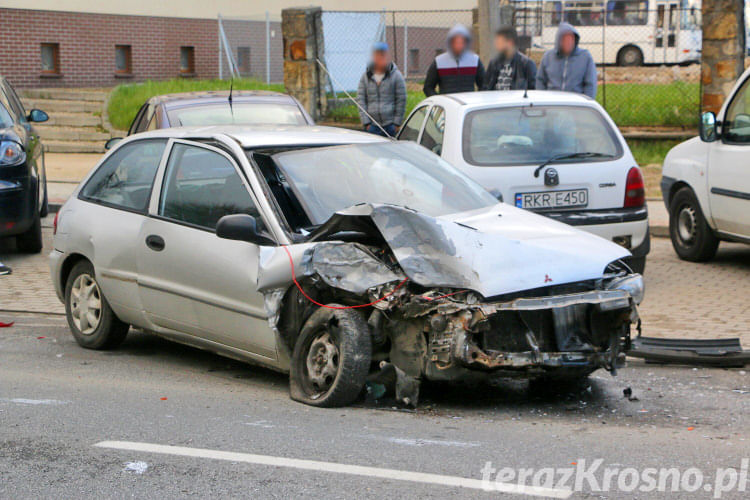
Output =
[
  {"x1": 398, "y1": 106, "x2": 428, "y2": 142},
  {"x1": 80, "y1": 139, "x2": 167, "y2": 211},
  {"x1": 724, "y1": 78, "x2": 750, "y2": 144},
  {"x1": 159, "y1": 143, "x2": 262, "y2": 231},
  {"x1": 420, "y1": 106, "x2": 445, "y2": 155}
]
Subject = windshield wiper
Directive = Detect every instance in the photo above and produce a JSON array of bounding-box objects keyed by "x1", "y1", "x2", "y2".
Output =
[{"x1": 533, "y1": 152, "x2": 615, "y2": 177}]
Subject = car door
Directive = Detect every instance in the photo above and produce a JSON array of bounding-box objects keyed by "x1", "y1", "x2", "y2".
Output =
[
  {"x1": 76, "y1": 138, "x2": 168, "y2": 324},
  {"x1": 136, "y1": 140, "x2": 276, "y2": 359},
  {"x1": 708, "y1": 76, "x2": 750, "y2": 237}
]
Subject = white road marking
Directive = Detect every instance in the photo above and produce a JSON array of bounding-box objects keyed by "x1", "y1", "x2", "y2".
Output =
[
  {"x1": 0, "y1": 398, "x2": 68, "y2": 405},
  {"x1": 382, "y1": 436, "x2": 480, "y2": 448},
  {"x1": 95, "y1": 441, "x2": 571, "y2": 498}
]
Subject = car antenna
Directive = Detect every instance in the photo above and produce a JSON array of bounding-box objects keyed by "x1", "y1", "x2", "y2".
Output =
[
  {"x1": 523, "y1": 78, "x2": 528, "y2": 99},
  {"x1": 315, "y1": 58, "x2": 394, "y2": 139},
  {"x1": 228, "y1": 78, "x2": 235, "y2": 121}
]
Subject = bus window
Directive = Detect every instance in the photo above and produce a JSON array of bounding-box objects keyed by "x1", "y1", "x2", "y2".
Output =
[
  {"x1": 544, "y1": 1, "x2": 564, "y2": 26},
  {"x1": 563, "y1": 1, "x2": 604, "y2": 26},
  {"x1": 606, "y1": 0, "x2": 648, "y2": 26}
]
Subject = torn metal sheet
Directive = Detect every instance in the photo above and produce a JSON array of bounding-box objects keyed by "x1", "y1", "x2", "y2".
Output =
[
  {"x1": 300, "y1": 241, "x2": 404, "y2": 295},
  {"x1": 310, "y1": 203, "x2": 631, "y2": 298},
  {"x1": 629, "y1": 337, "x2": 750, "y2": 367}
]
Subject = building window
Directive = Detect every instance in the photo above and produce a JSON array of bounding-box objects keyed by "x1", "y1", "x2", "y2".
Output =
[
  {"x1": 115, "y1": 45, "x2": 132, "y2": 75},
  {"x1": 180, "y1": 46, "x2": 195, "y2": 75},
  {"x1": 41, "y1": 43, "x2": 60, "y2": 74},
  {"x1": 237, "y1": 47, "x2": 251, "y2": 76},
  {"x1": 408, "y1": 49, "x2": 420, "y2": 72}
]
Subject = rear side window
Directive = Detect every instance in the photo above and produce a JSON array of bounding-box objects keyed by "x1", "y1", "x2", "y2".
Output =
[
  {"x1": 80, "y1": 139, "x2": 167, "y2": 212},
  {"x1": 159, "y1": 143, "x2": 262, "y2": 231},
  {"x1": 398, "y1": 106, "x2": 428, "y2": 142}
]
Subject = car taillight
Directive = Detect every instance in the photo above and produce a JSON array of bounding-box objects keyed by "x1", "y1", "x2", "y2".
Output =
[
  {"x1": 53, "y1": 211, "x2": 59, "y2": 235},
  {"x1": 624, "y1": 167, "x2": 645, "y2": 208}
]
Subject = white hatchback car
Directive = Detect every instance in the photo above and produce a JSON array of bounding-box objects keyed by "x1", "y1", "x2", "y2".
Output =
[
  {"x1": 661, "y1": 67, "x2": 750, "y2": 261},
  {"x1": 398, "y1": 90, "x2": 649, "y2": 273}
]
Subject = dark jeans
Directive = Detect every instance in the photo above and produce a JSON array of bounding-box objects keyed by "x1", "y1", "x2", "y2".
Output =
[{"x1": 366, "y1": 123, "x2": 397, "y2": 137}]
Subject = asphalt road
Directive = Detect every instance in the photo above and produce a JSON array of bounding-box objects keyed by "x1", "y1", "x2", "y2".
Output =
[{"x1": 1, "y1": 312, "x2": 748, "y2": 499}]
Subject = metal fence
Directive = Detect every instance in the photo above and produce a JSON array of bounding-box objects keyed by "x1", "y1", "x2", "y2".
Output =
[
  {"x1": 218, "y1": 13, "x2": 283, "y2": 83},
  {"x1": 319, "y1": 6, "x2": 707, "y2": 128}
]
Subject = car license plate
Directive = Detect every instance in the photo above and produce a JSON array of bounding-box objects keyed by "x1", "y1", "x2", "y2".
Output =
[{"x1": 515, "y1": 189, "x2": 588, "y2": 210}]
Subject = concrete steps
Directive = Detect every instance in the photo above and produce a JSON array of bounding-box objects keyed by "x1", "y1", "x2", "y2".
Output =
[
  {"x1": 44, "y1": 140, "x2": 106, "y2": 153},
  {"x1": 20, "y1": 88, "x2": 112, "y2": 153}
]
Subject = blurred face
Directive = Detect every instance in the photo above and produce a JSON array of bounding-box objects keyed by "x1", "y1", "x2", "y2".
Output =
[
  {"x1": 560, "y1": 33, "x2": 576, "y2": 55},
  {"x1": 494, "y1": 35, "x2": 516, "y2": 58},
  {"x1": 449, "y1": 35, "x2": 467, "y2": 55},
  {"x1": 372, "y1": 50, "x2": 390, "y2": 71}
]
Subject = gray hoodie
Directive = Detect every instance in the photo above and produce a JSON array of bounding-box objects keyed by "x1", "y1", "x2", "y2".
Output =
[{"x1": 536, "y1": 23, "x2": 598, "y2": 98}]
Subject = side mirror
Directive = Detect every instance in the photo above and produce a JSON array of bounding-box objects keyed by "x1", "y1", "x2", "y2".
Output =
[
  {"x1": 699, "y1": 111, "x2": 718, "y2": 142},
  {"x1": 216, "y1": 214, "x2": 275, "y2": 246},
  {"x1": 104, "y1": 137, "x2": 123, "y2": 150},
  {"x1": 27, "y1": 109, "x2": 48, "y2": 123}
]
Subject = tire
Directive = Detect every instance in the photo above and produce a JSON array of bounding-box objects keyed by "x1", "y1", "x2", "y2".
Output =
[
  {"x1": 669, "y1": 187, "x2": 719, "y2": 262},
  {"x1": 40, "y1": 182, "x2": 49, "y2": 218},
  {"x1": 15, "y1": 213, "x2": 43, "y2": 253},
  {"x1": 624, "y1": 256, "x2": 646, "y2": 274},
  {"x1": 289, "y1": 306, "x2": 371, "y2": 407},
  {"x1": 64, "y1": 260, "x2": 129, "y2": 350},
  {"x1": 617, "y1": 46, "x2": 643, "y2": 67}
]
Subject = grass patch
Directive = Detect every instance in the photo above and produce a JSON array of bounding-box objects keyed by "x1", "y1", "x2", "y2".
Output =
[
  {"x1": 107, "y1": 78, "x2": 285, "y2": 130},
  {"x1": 597, "y1": 82, "x2": 699, "y2": 127}
]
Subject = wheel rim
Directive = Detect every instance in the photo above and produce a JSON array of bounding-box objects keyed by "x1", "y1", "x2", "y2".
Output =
[
  {"x1": 624, "y1": 50, "x2": 637, "y2": 64},
  {"x1": 677, "y1": 204, "x2": 698, "y2": 245},
  {"x1": 304, "y1": 331, "x2": 340, "y2": 398},
  {"x1": 70, "y1": 273, "x2": 102, "y2": 335}
]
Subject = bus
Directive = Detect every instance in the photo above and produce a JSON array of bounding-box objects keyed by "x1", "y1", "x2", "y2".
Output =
[{"x1": 513, "y1": 0, "x2": 702, "y2": 66}]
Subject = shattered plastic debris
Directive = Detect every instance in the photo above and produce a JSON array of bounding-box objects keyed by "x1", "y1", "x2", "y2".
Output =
[
  {"x1": 123, "y1": 461, "x2": 149, "y2": 474},
  {"x1": 0, "y1": 321, "x2": 14, "y2": 328},
  {"x1": 623, "y1": 387, "x2": 639, "y2": 402}
]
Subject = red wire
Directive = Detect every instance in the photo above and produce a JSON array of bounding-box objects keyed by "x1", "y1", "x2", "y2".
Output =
[{"x1": 282, "y1": 245, "x2": 408, "y2": 310}]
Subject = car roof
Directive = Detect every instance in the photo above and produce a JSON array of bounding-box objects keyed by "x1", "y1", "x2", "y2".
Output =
[
  {"x1": 429, "y1": 90, "x2": 596, "y2": 108},
  {"x1": 128, "y1": 124, "x2": 390, "y2": 148},
  {"x1": 148, "y1": 90, "x2": 296, "y2": 108}
]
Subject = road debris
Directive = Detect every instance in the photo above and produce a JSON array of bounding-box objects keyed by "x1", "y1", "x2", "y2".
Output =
[
  {"x1": 629, "y1": 336, "x2": 750, "y2": 367},
  {"x1": 123, "y1": 461, "x2": 149, "y2": 474}
]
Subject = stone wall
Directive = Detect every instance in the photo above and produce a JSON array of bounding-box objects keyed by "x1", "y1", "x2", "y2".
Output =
[{"x1": 282, "y1": 7, "x2": 327, "y2": 121}]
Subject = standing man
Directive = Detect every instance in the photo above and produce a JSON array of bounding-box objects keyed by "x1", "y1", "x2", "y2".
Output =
[
  {"x1": 484, "y1": 25, "x2": 537, "y2": 91},
  {"x1": 423, "y1": 24, "x2": 485, "y2": 96},
  {"x1": 536, "y1": 23, "x2": 597, "y2": 98},
  {"x1": 356, "y1": 42, "x2": 407, "y2": 137}
]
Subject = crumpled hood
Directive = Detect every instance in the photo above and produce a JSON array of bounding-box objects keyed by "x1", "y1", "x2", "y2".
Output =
[{"x1": 309, "y1": 203, "x2": 631, "y2": 298}]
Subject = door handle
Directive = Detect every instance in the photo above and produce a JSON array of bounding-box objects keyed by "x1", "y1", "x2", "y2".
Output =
[{"x1": 145, "y1": 234, "x2": 165, "y2": 252}]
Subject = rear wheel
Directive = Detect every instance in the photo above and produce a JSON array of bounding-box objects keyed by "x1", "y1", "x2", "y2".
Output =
[
  {"x1": 64, "y1": 260, "x2": 129, "y2": 350},
  {"x1": 617, "y1": 46, "x2": 643, "y2": 66},
  {"x1": 16, "y1": 213, "x2": 43, "y2": 253},
  {"x1": 289, "y1": 306, "x2": 371, "y2": 407},
  {"x1": 669, "y1": 187, "x2": 719, "y2": 262}
]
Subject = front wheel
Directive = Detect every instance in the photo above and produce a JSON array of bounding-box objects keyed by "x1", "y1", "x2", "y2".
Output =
[
  {"x1": 617, "y1": 46, "x2": 643, "y2": 66},
  {"x1": 289, "y1": 306, "x2": 371, "y2": 407},
  {"x1": 64, "y1": 260, "x2": 129, "y2": 350},
  {"x1": 669, "y1": 187, "x2": 719, "y2": 262}
]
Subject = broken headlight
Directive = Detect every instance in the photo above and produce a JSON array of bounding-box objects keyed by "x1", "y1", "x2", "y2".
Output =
[{"x1": 606, "y1": 274, "x2": 644, "y2": 305}]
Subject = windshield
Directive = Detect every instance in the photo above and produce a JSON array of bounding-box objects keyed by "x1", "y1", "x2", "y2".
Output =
[
  {"x1": 167, "y1": 103, "x2": 307, "y2": 127},
  {"x1": 270, "y1": 142, "x2": 498, "y2": 225},
  {"x1": 463, "y1": 105, "x2": 622, "y2": 166}
]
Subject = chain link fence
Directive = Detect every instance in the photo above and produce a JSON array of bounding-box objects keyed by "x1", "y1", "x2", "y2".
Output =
[
  {"x1": 319, "y1": 5, "x2": 715, "y2": 129},
  {"x1": 218, "y1": 13, "x2": 283, "y2": 83}
]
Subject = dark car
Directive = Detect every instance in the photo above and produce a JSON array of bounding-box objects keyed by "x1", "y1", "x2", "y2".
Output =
[
  {"x1": 0, "y1": 77, "x2": 49, "y2": 253},
  {"x1": 125, "y1": 90, "x2": 313, "y2": 136}
]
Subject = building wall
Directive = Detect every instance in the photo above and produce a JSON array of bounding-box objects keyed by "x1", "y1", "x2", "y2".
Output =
[
  {"x1": 0, "y1": 8, "x2": 218, "y2": 88},
  {"x1": 0, "y1": 1, "x2": 478, "y2": 20}
]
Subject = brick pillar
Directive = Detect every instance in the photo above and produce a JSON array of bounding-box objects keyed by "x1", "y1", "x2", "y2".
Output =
[
  {"x1": 701, "y1": 0, "x2": 745, "y2": 113},
  {"x1": 282, "y1": 7, "x2": 327, "y2": 121}
]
